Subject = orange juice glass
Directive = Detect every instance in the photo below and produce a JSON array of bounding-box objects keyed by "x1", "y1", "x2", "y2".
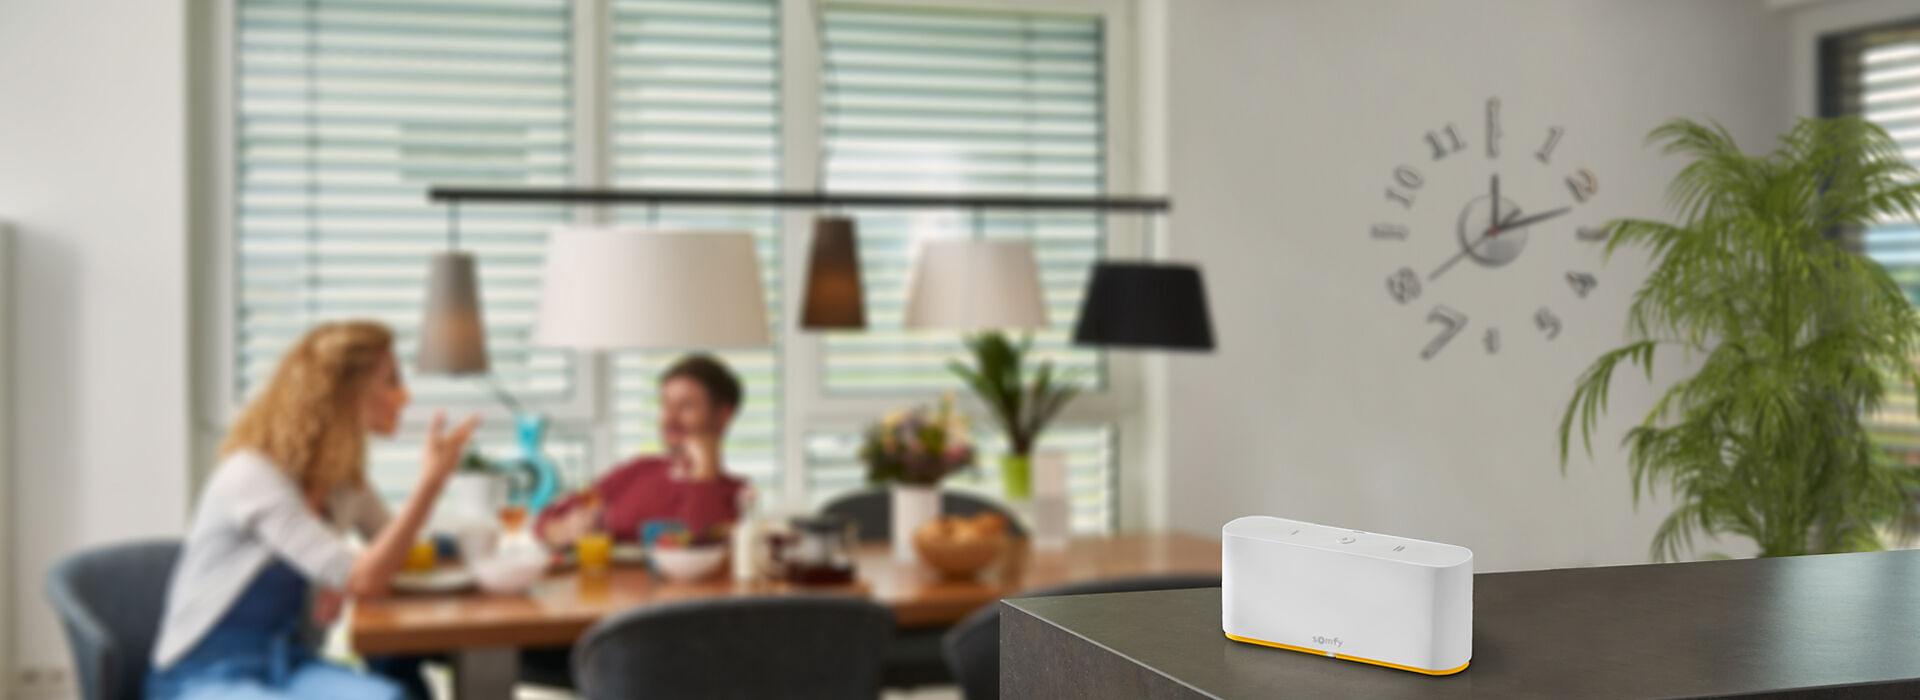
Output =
[
  {"x1": 404, "y1": 540, "x2": 436, "y2": 572},
  {"x1": 577, "y1": 532, "x2": 613, "y2": 573},
  {"x1": 499, "y1": 504, "x2": 528, "y2": 533}
]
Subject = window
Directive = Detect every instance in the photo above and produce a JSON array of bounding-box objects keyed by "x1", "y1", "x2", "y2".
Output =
[
  {"x1": 223, "y1": 0, "x2": 1133, "y2": 524},
  {"x1": 607, "y1": 0, "x2": 786, "y2": 497},
  {"x1": 1824, "y1": 19, "x2": 1920, "y2": 462},
  {"x1": 233, "y1": 0, "x2": 576, "y2": 406},
  {"x1": 818, "y1": 4, "x2": 1106, "y2": 393}
]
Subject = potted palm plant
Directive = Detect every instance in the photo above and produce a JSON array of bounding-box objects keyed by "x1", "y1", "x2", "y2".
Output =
[
  {"x1": 1561, "y1": 117, "x2": 1920, "y2": 560},
  {"x1": 949, "y1": 332, "x2": 1081, "y2": 501}
]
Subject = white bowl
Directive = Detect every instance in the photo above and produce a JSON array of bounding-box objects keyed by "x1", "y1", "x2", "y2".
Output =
[
  {"x1": 469, "y1": 548, "x2": 548, "y2": 594},
  {"x1": 651, "y1": 544, "x2": 727, "y2": 582}
]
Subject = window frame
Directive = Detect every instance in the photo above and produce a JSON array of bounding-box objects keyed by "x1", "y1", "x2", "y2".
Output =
[{"x1": 198, "y1": 0, "x2": 1146, "y2": 521}]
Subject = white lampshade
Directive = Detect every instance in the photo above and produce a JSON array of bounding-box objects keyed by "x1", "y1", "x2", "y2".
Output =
[
  {"x1": 532, "y1": 227, "x2": 770, "y2": 349},
  {"x1": 902, "y1": 238, "x2": 1049, "y2": 331}
]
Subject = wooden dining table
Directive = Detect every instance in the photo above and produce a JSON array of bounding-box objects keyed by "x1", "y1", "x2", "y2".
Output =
[{"x1": 351, "y1": 532, "x2": 1220, "y2": 699}]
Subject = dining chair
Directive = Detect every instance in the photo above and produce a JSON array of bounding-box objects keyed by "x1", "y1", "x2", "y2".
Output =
[
  {"x1": 572, "y1": 595, "x2": 894, "y2": 699},
  {"x1": 942, "y1": 574, "x2": 1223, "y2": 700},
  {"x1": 44, "y1": 539, "x2": 183, "y2": 700},
  {"x1": 820, "y1": 487, "x2": 1029, "y2": 542},
  {"x1": 818, "y1": 486, "x2": 1028, "y2": 687}
]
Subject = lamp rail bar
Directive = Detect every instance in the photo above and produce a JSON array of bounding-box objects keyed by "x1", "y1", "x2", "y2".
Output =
[{"x1": 428, "y1": 186, "x2": 1170, "y2": 212}]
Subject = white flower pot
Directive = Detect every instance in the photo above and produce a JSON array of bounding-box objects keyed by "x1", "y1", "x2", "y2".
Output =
[{"x1": 891, "y1": 484, "x2": 941, "y2": 562}]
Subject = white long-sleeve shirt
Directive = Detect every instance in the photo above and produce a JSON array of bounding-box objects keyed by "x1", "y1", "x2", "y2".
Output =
[{"x1": 151, "y1": 449, "x2": 390, "y2": 669}]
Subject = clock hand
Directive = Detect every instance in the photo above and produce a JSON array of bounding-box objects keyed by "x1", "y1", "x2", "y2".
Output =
[
  {"x1": 1485, "y1": 206, "x2": 1570, "y2": 236},
  {"x1": 1490, "y1": 174, "x2": 1500, "y2": 225},
  {"x1": 1430, "y1": 208, "x2": 1524, "y2": 282}
]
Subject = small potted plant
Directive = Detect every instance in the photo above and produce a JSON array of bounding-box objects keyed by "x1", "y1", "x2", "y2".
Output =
[
  {"x1": 949, "y1": 332, "x2": 1081, "y2": 501},
  {"x1": 860, "y1": 395, "x2": 975, "y2": 561}
]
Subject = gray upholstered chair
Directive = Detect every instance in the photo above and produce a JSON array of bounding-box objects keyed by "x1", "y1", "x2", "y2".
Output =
[
  {"x1": 819, "y1": 487, "x2": 1026, "y2": 687},
  {"x1": 44, "y1": 539, "x2": 183, "y2": 700},
  {"x1": 943, "y1": 574, "x2": 1222, "y2": 700},
  {"x1": 572, "y1": 595, "x2": 894, "y2": 700},
  {"x1": 820, "y1": 487, "x2": 1028, "y2": 542}
]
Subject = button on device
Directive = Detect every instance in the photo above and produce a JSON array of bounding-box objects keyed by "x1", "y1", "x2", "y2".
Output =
[{"x1": 1337, "y1": 536, "x2": 1357, "y2": 544}]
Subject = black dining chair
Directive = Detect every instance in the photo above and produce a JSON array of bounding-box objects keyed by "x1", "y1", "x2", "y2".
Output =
[
  {"x1": 572, "y1": 595, "x2": 894, "y2": 700},
  {"x1": 820, "y1": 487, "x2": 1029, "y2": 542},
  {"x1": 819, "y1": 487, "x2": 1028, "y2": 687},
  {"x1": 943, "y1": 574, "x2": 1223, "y2": 700},
  {"x1": 44, "y1": 539, "x2": 183, "y2": 700}
]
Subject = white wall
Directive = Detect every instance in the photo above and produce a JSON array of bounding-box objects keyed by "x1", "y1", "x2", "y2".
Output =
[
  {"x1": 0, "y1": 0, "x2": 194, "y2": 684},
  {"x1": 1161, "y1": 0, "x2": 1794, "y2": 572}
]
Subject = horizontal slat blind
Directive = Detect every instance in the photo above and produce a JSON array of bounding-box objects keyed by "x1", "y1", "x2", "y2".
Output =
[
  {"x1": 234, "y1": 0, "x2": 576, "y2": 504},
  {"x1": 818, "y1": 4, "x2": 1107, "y2": 392},
  {"x1": 234, "y1": 0, "x2": 575, "y2": 406},
  {"x1": 1847, "y1": 30, "x2": 1920, "y2": 463},
  {"x1": 805, "y1": 425, "x2": 1116, "y2": 535},
  {"x1": 608, "y1": 0, "x2": 784, "y2": 496}
]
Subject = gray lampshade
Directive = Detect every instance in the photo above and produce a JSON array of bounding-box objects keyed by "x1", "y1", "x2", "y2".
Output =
[
  {"x1": 801, "y1": 216, "x2": 867, "y2": 330},
  {"x1": 416, "y1": 251, "x2": 491, "y2": 374}
]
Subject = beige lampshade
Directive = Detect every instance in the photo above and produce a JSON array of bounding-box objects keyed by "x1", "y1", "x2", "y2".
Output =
[
  {"x1": 902, "y1": 238, "x2": 1049, "y2": 331},
  {"x1": 800, "y1": 216, "x2": 866, "y2": 330},
  {"x1": 532, "y1": 227, "x2": 771, "y2": 349},
  {"x1": 416, "y1": 251, "x2": 491, "y2": 374}
]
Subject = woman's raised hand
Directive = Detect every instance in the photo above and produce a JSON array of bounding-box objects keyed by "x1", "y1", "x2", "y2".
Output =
[{"x1": 422, "y1": 411, "x2": 482, "y2": 485}]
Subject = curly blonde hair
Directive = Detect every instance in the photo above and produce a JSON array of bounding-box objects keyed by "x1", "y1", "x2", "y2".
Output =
[{"x1": 222, "y1": 320, "x2": 395, "y2": 498}]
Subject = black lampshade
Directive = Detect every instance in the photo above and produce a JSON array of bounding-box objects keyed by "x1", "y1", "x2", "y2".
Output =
[
  {"x1": 801, "y1": 215, "x2": 867, "y2": 330},
  {"x1": 1071, "y1": 261, "x2": 1216, "y2": 351}
]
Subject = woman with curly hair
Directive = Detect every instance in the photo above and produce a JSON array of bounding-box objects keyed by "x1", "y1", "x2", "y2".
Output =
[{"x1": 147, "y1": 321, "x2": 479, "y2": 699}]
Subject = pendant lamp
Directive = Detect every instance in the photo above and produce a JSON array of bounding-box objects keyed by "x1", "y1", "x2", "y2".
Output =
[
  {"x1": 1072, "y1": 261, "x2": 1216, "y2": 351},
  {"x1": 532, "y1": 227, "x2": 771, "y2": 349},
  {"x1": 800, "y1": 215, "x2": 866, "y2": 330},
  {"x1": 901, "y1": 238, "x2": 1048, "y2": 331},
  {"x1": 417, "y1": 252, "x2": 491, "y2": 373}
]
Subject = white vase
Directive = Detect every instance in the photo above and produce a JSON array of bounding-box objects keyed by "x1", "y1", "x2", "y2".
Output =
[
  {"x1": 1030, "y1": 451, "x2": 1071, "y2": 551},
  {"x1": 891, "y1": 484, "x2": 941, "y2": 562}
]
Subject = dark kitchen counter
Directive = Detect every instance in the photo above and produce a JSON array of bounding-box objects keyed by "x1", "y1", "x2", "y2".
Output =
[{"x1": 1002, "y1": 550, "x2": 1920, "y2": 698}]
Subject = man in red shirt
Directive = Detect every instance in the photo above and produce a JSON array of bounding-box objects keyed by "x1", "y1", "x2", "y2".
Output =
[{"x1": 536, "y1": 354, "x2": 748, "y2": 544}]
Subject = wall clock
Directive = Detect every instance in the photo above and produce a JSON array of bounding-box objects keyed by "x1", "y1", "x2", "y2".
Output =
[{"x1": 1374, "y1": 97, "x2": 1605, "y2": 360}]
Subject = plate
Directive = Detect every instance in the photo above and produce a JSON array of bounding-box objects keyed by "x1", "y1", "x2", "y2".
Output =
[
  {"x1": 392, "y1": 567, "x2": 477, "y2": 594},
  {"x1": 612, "y1": 543, "x2": 648, "y2": 563}
]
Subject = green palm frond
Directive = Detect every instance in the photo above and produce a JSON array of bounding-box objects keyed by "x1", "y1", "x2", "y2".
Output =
[{"x1": 1560, "y1": 116, "x2": 1920, "y2": 561}]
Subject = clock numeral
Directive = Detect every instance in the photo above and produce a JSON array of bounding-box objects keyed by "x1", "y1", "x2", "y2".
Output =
[
  {"x1": 1386, "y1": 267, "x2": 1421, "y2": 304},
  {"x1": 1577, "y1": 225, "x2": 1609, "y2": 242},
  {"x1": 1566, "y1": 168, "x2": 1598, "y2": 203},
  {"x1": 1486, "y1": 97, "x2": 1503, "y2": 159},
  {"x1": 1484, "y1": 327, "x2": 1501, "y2": 354},
  {"x1": 1371, "y1": 223, "x2": 1409, "y2": 241},
  {"x1": 1535, "y1": 307, "x2": 1562, "y2": 340},
  {"x1": 1386, "y1": 166, "x2": 1423, "y2": 209},
  {"x1": 1567, "y1": 272, "x2": 1597, "y2": 298},
  {"x1": 1535, "y1": 126, "x2": 1564, "y2": 164},
  {"x1": 1421, "y1": 305, "x2": 1467, "y2": 360},
  {"x1": 1425, "y1": 124, "x2": 1467, "y2": 161}
]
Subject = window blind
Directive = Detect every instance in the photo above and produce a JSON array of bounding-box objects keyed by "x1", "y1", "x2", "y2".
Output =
[
  {"x1": 818, "y1": 4, "x2": 1107, "y2": 392},
  {"x1": 234, "y1": 0, "x2": 575, "y2": 406},
  {"x1": 1829, "y1": 22, "x2": 1920, "y2": 463},
  {"x1": 607, "y1": 0, "x2": 785, "y2": 496},
  {"x1": 804, "y1": 425, "x2": 1116, "y2": 534}
]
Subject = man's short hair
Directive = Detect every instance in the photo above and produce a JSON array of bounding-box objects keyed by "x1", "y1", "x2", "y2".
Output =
[{"x1": 659, "y1": 353, "x2": 744, "y2": 411}]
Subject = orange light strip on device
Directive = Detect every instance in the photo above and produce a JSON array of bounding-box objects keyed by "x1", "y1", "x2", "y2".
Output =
[{"x1": 1224, "y1": 632, "x2": 1470, "y2": 676}]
